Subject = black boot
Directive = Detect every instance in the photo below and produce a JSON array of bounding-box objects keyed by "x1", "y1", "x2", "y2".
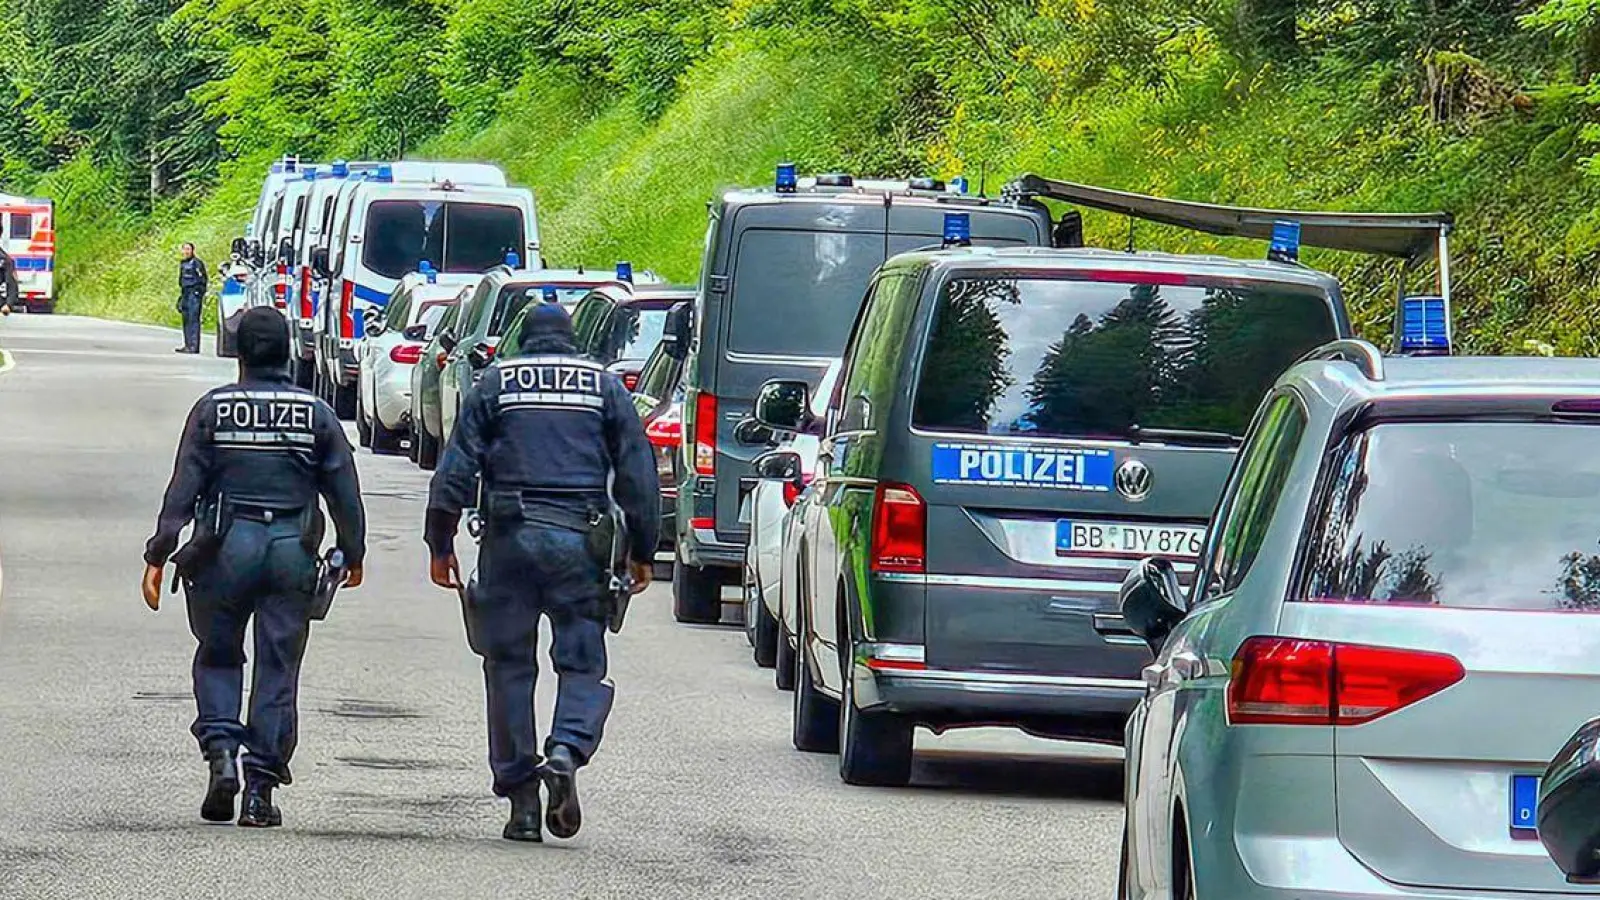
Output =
[
  {"x1": 200, "y1": 751, "x2": 240, "y2": 823},
  {"x1": 539, "y1": 745, "x2": 582, "y2": 839},
  {"x1": 237, "y1": 780, "x2": 282, "y2": 828},
  {"x1": 502, "y1": 781, "x2": 542, "y2": 843}
]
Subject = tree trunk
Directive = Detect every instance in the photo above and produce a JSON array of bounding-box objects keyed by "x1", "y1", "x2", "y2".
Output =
[{"x1": 148, "y1": 148, "x2": 167, "y2": 204}]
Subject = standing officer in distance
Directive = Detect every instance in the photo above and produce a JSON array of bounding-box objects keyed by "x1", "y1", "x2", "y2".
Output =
[
  {"x1": 177, "y1": 241, "x2": 207, "y2": 353},
  {"x1": 142, "y1": 307, "x2": 366, "y2": 828},
  {"x1": 425, "y1": 302, "x2": 658, "y2": 843}
]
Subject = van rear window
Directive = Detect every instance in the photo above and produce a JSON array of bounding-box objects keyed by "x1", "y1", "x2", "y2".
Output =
[
  {"x1": 1303, "y1": 422, "x2": 1600, "y2": 611},
  {"x1": 362, "y1": 201, "x2": 524, "y2": 280},
  {"x1": 728, "y1": 230, "x2": 885, "y2": 357},
  {"x1": 911, "y1": 275, "x2": 1336, "y2": 441}
]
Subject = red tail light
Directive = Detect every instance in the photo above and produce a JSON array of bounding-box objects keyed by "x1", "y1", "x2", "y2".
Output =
[
  {"x1": 299, "y1": 267, "x2": 314, "y2": 319},
  {"x1": 339, "y1": 280, "x2": 355, "y2": 339},
  {"x1": 645, "y1": 406, "x2": 681, "y2": 449},
  {"x1": 274, "y1": 264, "x2": 288, "y2": 309},
  {"x1": 693, "y1": 392, "x2": 717, "y2": 476},
  {"x1": 870, "y1": 482, "x2": 926, "y2": 574},
  {"x1": 782, "y1": 473, "x2": 814, "y2": 507},
  {"x1": 1228, "y1": 637, "x2": 1464, "y2": 726},
  {"x1": 390, "y1": 344, "x2": 424, "y2": 365},
  {"x1": 623, "y1": 372, "x2": 639, "y2": 391}
]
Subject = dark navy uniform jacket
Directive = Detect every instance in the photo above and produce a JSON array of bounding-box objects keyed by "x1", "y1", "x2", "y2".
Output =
[
  {"x1": 178, "y1": 256, "x2": 208, "y2": 296},
  {"x1": 144, "y1": 369, "x2": 366, "y2": 568},
  {"x1": 0, "y1": 249, "x2": 17, "y2": 308},
  {"x1": 425, "y1": 351, "x2": 660, "y2": 563}
]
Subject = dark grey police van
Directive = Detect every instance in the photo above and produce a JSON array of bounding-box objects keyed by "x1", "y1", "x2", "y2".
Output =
[
  {"x1": 670, "y1": 166, "x2": 1058, "y2": 623},
  {"x1": 748, "y1": 178, "x2": 1457, "y2": 786}
]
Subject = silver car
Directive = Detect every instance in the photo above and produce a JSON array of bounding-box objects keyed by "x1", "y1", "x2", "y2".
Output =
[{"x1": 1119, "y1": 340, "x2": 1600, "y2": 900}]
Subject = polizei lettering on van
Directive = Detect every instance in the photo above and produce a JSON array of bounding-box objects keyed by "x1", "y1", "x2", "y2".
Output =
[{"x1": 930, "y1": 442, "x2": 1115, "y2": 492}]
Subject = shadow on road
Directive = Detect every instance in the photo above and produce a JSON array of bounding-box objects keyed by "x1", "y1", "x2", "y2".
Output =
[{"x1": 912, "y1": 751, "x2": 1123, "y2": 803}]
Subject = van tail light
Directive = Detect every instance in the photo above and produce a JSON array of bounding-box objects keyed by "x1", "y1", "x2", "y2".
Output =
[
  {"x1": 390, "y1": 344, "x2": 424, "y2": 365},
  {"x1": 783, "y1": 473, "x2": 814, "y2": 507},
  {"x1": 274, "y1": 264, "x2": 288, "y2": 309},
  {"x1": 693, "y1": 392, "x2": 717, "y2": 476},
  {"x1": 299, "y1": 266, "x2": 314, "y2": 319},
  {"x1": 870, "y1": 482, "x2": 926, "y2": 574},
  {"x1": 645, "y1": 405, "x2": 681, "y2": 450},
  {"x1": 1227, "y1": 637, "x2": 1464, "y2": 726},
  {"x1": 624, "y1": 372, "x2": 640, "y2": 391},
  {"x1": 339, "y1": 280, "x2": 355, "y2": 340}
]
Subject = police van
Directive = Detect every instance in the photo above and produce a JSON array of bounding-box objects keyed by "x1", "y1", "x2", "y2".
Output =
[
  {"x1": 671, "y1": 167, "x2": 1054, "y2": 625},
  {"x1": 287, "y1": 161, "x2": 386, "y2": 385},
  {"x1": 308, "y1": 163, "x2": 536, "y2": 418},
  {"x1": 243, "y1": 156, "x2": 314, "y2": 259},
  {"x1": 758, "y1": 178, "x2": 1452, "y2": 787}
]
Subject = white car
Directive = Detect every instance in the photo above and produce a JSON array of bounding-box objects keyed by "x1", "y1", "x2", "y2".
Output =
[
  {"x1": 744, "y1": 361, "x2": 840, "y2": 677},
  {"x1": 356, "y1": 271, "x2": 476, "y2": 454}
]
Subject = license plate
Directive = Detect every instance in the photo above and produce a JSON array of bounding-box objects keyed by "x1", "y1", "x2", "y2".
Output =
[
  {"x1": 1055, "y1": 520, "x2": 1205, "y2": 559},
  {"x1": 1511, "y1": 774, "x2": 1540, "y2": 838}
]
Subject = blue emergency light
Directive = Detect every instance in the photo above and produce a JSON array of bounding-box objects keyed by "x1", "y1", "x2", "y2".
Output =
[
  {"x1": 505, "y1": 251, "x2": 521, "y2": 269},
  {"x1": 617, "y1": 261, "x2": 634, "y2": 283},
  {"x1": 419, "y1": 260, "x2": 437, "y2": 283},
  {"x1": 1269, "y1": 220, "x2": 1301, "y2": 263},
  {"x1": 542, "y1": 286, "x2": 559, "y2": 304},
  {"x1": 949, "y1": 177, "x2": 969, "y2": 195},
  {"x1": 776, "y1": 163, "x2": 798, "y2": 194},
  {"x1": 1398, "y1": 295, "x2": 1450, "y2": 355},
  {"x1": 373, "y1": 164, "x2": 394, "y2": 183},
  {"x1": 331, "y1": 160, "x2": 350, "y2": 178},
  {"x1": 943, "y1": 212, "x2": 972, "y2": 247}
]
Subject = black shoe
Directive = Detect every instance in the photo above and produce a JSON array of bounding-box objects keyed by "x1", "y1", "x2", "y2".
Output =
[
  {"x1": 200, "y1": 752, "x2": 240, "y2": 823},
  {"x1": 237, "y1": 781, "x2": 282, "y2": 828},
  {"x1": 502, "y1": 781, "x2": 542, "y2": 842},
  {"x1": 538, "y1": 745, "x2": 582, "y2": 839}
]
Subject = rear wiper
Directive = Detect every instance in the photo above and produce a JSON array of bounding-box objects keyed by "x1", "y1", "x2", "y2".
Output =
[{"x1": 1126, "y1": 425, "x2": 1243, "y2": 448}]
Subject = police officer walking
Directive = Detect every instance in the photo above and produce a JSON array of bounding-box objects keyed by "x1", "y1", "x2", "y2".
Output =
[
  {"x1": 0, "y1": 245, "x2": 18, "y2": 315},
  {"x1": 176, "y1": 241, "x2": 207, "y2": 353},
  {"x1": 424, "y1": 302, "x2": 658, "y2": 843},
  {"x1": 141, "y1": 307, "x2": 366, "y2": 828}
]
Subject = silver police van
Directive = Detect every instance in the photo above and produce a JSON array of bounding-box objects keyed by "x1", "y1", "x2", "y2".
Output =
[
  {"x1": 671, "y1": 167, "x2": 1055, "y2": 624},
  {"x1": 756, "y1": 177, "x2": 1452, "y2": 786}
]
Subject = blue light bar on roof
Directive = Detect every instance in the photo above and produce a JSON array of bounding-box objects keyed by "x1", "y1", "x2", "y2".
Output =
[
  {"x1": 617, "y1": 261, "x2": 634, "y2": 283},
  {"x1": 373, "y1": 164, "x2": 394, "y2": 183},
  {"x1": 542, "y1": 286, "x2": 559, "y2": 304},
  {"x1": 949, "y1": 177, "x2": 969, "y2": 195},
  {"x1": 505, "y1": 251, "x2": 521, "y2": 269},
  {"x1": 419, "y1": 260, "x2": 437, "y2": 283},
  {"x1": 1398, "y1": 295, "x2": 1450, "y2": 355},
  {"x1": 776, "y1": 162, "x2": 798, "y2": 194},
  {"x1": 943, "y1": 212, "x2": 972, "y2": 247},
  {"x1": 331, "y1": 160, "x2": 350, "y2": 178},
  {"x1": 1269, "y1": 219, "x2": 1301, "y2": 263}
]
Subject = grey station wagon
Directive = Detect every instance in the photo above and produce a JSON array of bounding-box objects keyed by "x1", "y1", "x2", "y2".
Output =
[
  {"x1": 671, "y1": 168, "x2": 1054, "y2": 624},
  {"x1": 762, "y1": 245, "x2": 1355, "y2": 787}
]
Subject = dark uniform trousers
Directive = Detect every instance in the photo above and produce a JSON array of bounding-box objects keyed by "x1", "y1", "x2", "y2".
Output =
[
  {"x1": 185, "y1": 515, "x2": 316, "y2": 784},
  {"x1": 469, "y1": 518, "x2": 613, "y2": 797},
  {"x1": 179, "y1": 288, "x2": 203, "y2": 352}
]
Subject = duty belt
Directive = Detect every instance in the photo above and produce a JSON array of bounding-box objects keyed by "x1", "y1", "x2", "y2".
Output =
[{"x1": 228, "y1": 502, "x2": 304, "y2": 524}]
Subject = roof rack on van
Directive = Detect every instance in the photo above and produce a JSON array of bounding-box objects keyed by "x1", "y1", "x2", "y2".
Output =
[
  {"x1": 1004, "y1": 174, "x2": 1457, "y2": 354},
  {"x1": 1301, "y1": 339, "x2": 1386, "y2": 381}
]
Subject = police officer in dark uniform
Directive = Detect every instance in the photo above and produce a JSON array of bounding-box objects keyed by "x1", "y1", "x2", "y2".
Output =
[
  {"x1": 0, "y1": 245, "x2": 19, "y2": 315},
  {"x1": 424, "y1": 302, "x2": 658, "y2": 843},
  {"x1": 141, "y1": 307, "x2": 366, "y2": 828},
  {"x1": 177, "y1": 242, "x2": 208, "y2": 353}
]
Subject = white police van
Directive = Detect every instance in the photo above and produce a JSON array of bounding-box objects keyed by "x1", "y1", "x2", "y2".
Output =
[
  {"x1": 309, "y1": 162, "x2": 538, "y2": 418},
  {"x1": 288, "y1": 161, "x2": 388, "y2": 386}
]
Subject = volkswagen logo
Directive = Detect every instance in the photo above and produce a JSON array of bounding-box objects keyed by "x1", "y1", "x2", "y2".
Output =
[{"x1": 1116, "y1": 459, "x2": 1152, "y2": 502}]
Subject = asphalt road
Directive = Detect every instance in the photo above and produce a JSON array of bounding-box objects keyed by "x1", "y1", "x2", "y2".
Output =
[{"x1": 0, "y1": 315, "x2": 1123, "y2": 900}]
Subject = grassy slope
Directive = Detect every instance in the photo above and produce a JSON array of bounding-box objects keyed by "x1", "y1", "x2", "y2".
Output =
[{"x1": 49, "y1": 31, "x2": 1600, "y2": 355}]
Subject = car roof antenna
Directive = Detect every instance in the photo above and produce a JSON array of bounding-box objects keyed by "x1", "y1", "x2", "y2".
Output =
[{"x1": 1126, "y1": 215, "x2": 1136, "y2": 254}]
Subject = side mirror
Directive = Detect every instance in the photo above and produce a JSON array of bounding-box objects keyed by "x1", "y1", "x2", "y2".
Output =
[
  {"x1": 361, "y1": 307, "x2": 381, "y2": 334},
  {"x1": 734, "y1": 418, "x2": 776, "y2": 447},
  {"x1": 468, "y1": 341, "x2": 494, "y2": 369},
  {"x1": 753, "y1": 450, "x2": 804, "y2": 487},
  {"x1": 1053, "y1": 210, "x2": 1085, "y2": 248},
  {"x1": 438, "y1": 332, "x2": 459, "y2": 354},
  {"x1": 231, "y1": 237, "x2": 248, "y2": 257},
  {"x1": 663, "y1": 301, "x2": 693, "y2": 361},
  {"x1": 1539, "y1": 718, "x2": 1600, "y2": 882},
  {"x1": 753, "y1": 378, "x2": 811, "y2": 432},
  {"x1": 278, "y1": 236, "x2": 295, "y2": 267},
  {"x1": 402, "y1": 324, "x2": 428, "y2": 342},
  {"x1": 1119, "y1": 557, "x2": 1187, "y2": 655},
  {"x1": 248, "y1": 240, "x2": 264, "y2": 267},
  {"x1": 311, "y1": 247, "x2": 330, "y2": 278}
]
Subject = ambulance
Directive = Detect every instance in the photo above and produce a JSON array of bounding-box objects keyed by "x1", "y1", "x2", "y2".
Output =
[{"x1": 0, "y1": 192, "x2": 55, "y2": 312}]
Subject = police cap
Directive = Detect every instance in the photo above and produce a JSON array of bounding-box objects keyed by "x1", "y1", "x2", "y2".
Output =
[{"x1": 237, "y1": 307, "x2": 291, "y2": 368}]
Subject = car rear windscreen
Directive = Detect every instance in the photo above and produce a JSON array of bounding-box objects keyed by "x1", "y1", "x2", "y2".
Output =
[
  {"x1": 911, "y1": 275, "x2": 1336, "y2": 441},
  {"x1": 490, "y1": 285, "x2": 595, "y2": 337},
  {"x1": 727, "y1": 224, "x2": 1035, "y2": 357},
  {"x1": 362, "y1": 201, "x2": 524, "y2": 280},
  {"x1": 1303, "y1": 422, "x2": 1600, "y2": 611},
  {"x1": 606, "y1": 306, "x2": 669, "y2": 363}
]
